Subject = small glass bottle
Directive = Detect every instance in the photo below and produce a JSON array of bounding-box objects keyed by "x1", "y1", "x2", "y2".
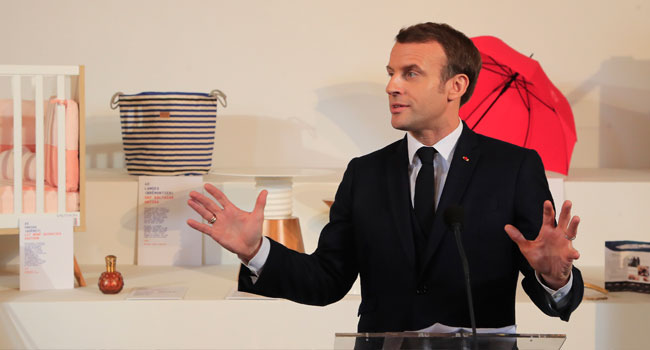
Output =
[{"x1": 98, "y1": 255, "x2": 124, "y2": 294}]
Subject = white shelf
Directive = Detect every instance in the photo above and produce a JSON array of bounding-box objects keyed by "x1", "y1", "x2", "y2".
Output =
[
  {"x1": 1, "y1": 167, "x2": 648, "y2": 267},
  {"x1": 86, "y1": 167, "x2": 650, "y2": 183}
]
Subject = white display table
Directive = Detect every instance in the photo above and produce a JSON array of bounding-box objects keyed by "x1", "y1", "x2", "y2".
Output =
[
  {"x1": 0, "y1": 264, "x2": 359, "y2": 349},
  {"x1": 0, "y1": 265, "x2": 648, "y2": 349}
]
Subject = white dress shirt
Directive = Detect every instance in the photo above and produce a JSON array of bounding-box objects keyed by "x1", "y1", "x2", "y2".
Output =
[{"x1": 245, "y1": 119, "x2": 572, "y2": 302}]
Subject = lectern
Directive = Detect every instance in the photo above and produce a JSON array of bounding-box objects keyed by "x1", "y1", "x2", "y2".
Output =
[{"x1": 334, "y1": 332, "x2": 566, "y2": 350}]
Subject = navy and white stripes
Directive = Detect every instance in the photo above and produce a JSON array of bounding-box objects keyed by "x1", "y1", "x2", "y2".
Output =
[{"x1": 118, "y1": 92, "x2": 218, "y2": 176}]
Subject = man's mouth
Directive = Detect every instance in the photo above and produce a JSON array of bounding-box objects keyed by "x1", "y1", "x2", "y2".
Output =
[{"x1": 390, "y1": 103, "x2": 409, "y2": 113}]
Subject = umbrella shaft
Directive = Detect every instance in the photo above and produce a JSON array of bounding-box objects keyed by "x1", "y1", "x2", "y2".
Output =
[{"x1": 471, "y1": 73, "x2": 519, "y2": 131}]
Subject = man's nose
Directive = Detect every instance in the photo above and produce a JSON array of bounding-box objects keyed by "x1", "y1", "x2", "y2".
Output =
[{"x1": 386, "y1": 76, "x2": 402, "y2": 96}]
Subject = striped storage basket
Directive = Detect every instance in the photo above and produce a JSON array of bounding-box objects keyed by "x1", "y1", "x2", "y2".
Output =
[{"x1": 111, "y1": 91, "x2": 226, "y2": 176}]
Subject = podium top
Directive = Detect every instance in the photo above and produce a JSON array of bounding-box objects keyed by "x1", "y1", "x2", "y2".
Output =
[{"x1": 334, "y1": 332, "x2": 566, "y2": 350}]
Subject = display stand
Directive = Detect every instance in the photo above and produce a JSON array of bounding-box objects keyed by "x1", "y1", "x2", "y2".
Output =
[
  {"x1": 210, "y1": 168, "x2": 334, "y2": 252},
  {"x1": 334, "y1": 332, "x2": 566, "y2": 350}
]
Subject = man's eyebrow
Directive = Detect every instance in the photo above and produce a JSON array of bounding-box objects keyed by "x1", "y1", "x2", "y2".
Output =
[
  {"x1": 386, "y1": 64, "x2": 423, "y2": 72},
  {"x1": 403, "y1": 64, "x2": 423, "y2": 72}
]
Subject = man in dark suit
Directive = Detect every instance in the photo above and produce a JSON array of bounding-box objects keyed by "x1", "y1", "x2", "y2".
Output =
[{"x1": 187, "y1": 22, "x2": 583, "y2": 332}]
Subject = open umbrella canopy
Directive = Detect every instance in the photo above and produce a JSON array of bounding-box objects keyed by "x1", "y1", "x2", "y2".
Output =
[{"x1": 460, "y1": 36, "x2": 577, "y2": 175}]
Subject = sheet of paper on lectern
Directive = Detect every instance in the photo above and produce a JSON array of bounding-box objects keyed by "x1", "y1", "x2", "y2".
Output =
[
  {"x1": 127, "y1": 286, "x2": 188, "y2": 300},
  {"x1": 416, "y1": 322, "x2": 516, "y2": 334},
  {"x1": 137, "y1": 176, "x2": 203, "y2": 266},
  {"x1": 19, "y1": 216, "x2": 74, "y2": 291}
]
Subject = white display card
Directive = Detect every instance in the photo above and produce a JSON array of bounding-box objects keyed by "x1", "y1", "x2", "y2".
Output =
[
  {"x1": 19, "y1": 216, "x2": 74, "y2": 291},
  {"x1": 137, "y1": 176, "x2": 203, "y2": 266}
]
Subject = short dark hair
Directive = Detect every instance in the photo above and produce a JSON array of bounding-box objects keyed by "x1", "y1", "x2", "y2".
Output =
[{"x1": 396, "y1": 22, "x2": 482, "y2": 106}]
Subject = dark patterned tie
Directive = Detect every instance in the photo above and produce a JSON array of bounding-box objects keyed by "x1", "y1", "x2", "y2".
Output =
[{"x1": 414, "y1": 147, "x2": 437, "y2": 237}]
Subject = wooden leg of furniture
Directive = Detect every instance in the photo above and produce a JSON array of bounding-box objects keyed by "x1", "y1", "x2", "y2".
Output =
[{"x1": 74, "y1": 256, "x2": 86, "y2": 287}]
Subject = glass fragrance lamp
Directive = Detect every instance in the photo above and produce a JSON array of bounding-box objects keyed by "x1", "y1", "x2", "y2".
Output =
[{"x1": 98, "y1": 255, "x2": 124, "y2": 294}]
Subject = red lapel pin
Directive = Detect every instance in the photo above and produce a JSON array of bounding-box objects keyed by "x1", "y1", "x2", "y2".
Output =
[{"x1": 462, "y1": 156, "x2": 470, "y2": 162}]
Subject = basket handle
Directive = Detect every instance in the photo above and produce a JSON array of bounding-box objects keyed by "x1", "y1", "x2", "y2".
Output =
[
  {"x1": 111, "y1": 91, "x2": 226, "y2": 109},
  {"x1": 210, "y1": 90, "x2": 228, "y2": 108},
  {"x1": 110, "y1": 92, "x2": 123, "y2": 110}
]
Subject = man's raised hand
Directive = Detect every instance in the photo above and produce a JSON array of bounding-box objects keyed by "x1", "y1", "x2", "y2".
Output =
[
  {"x1": 187, "y1": 183, "x2": 267, "y2": 263},
  {"x1": 505, "y1": 200, "x2": 581, "y2": 290}
]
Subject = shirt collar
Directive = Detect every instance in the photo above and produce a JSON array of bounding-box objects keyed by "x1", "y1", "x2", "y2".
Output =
[{"x1": 407, "y1": 119, "x2": 463, "y2": 166}]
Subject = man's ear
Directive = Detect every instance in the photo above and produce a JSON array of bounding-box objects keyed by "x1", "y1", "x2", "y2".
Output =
[{"x1": 447, "y1": 74, "x2": 469, "y2": 103}]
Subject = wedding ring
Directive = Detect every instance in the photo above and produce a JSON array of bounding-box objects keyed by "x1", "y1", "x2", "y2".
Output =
[
  {"x1": 565, "y1": 234, "x2": 576, "y2": 241},
  {"x1": 209, "y1": 215, "x2": 217, "y2": 224}
]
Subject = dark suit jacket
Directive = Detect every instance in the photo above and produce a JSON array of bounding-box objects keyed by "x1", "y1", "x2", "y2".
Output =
[{"x1": 239, "y1": 124, "x2": 583, "y2": 332}]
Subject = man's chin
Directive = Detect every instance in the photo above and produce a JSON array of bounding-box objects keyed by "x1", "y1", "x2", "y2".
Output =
[{"x1": 391, "y1": 116, "x2": 410, "y2": 131}]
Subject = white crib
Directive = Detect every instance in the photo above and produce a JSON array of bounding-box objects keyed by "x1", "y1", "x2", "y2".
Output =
[{"x1": 0, "y1": 65, "x2": 85, "y2": 234}]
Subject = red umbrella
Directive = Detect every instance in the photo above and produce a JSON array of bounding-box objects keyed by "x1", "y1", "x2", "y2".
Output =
[{"x1": 460, "y1": 36, "x2": 576, "y2": 175}]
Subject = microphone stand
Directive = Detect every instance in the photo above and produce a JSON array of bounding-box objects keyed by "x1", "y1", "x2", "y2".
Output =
[{"x1": 450, "y1": 221, "x2": 478, "y2": 349}]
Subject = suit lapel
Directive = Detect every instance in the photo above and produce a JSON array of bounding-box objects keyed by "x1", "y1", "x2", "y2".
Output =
[
  {"x1": 386, "y1": 136, "x2": 416, "y2": 268},
  {"x1": 419, "y1": 123, "x2": 481, "y2": 273}
]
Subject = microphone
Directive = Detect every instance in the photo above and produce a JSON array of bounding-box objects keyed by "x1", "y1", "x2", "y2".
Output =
[{"x1": 444, "y1": 206, "x2": 477, "y2": 340}]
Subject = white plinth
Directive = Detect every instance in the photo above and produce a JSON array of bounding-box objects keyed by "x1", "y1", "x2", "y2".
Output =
[{"x1": 211, "y1": 168, "x2": 334, "y2": 219}]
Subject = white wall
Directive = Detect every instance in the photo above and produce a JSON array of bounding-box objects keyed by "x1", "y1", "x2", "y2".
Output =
[{"x1": 1, "y1": 0, "x2": 649, "y2": 171}]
